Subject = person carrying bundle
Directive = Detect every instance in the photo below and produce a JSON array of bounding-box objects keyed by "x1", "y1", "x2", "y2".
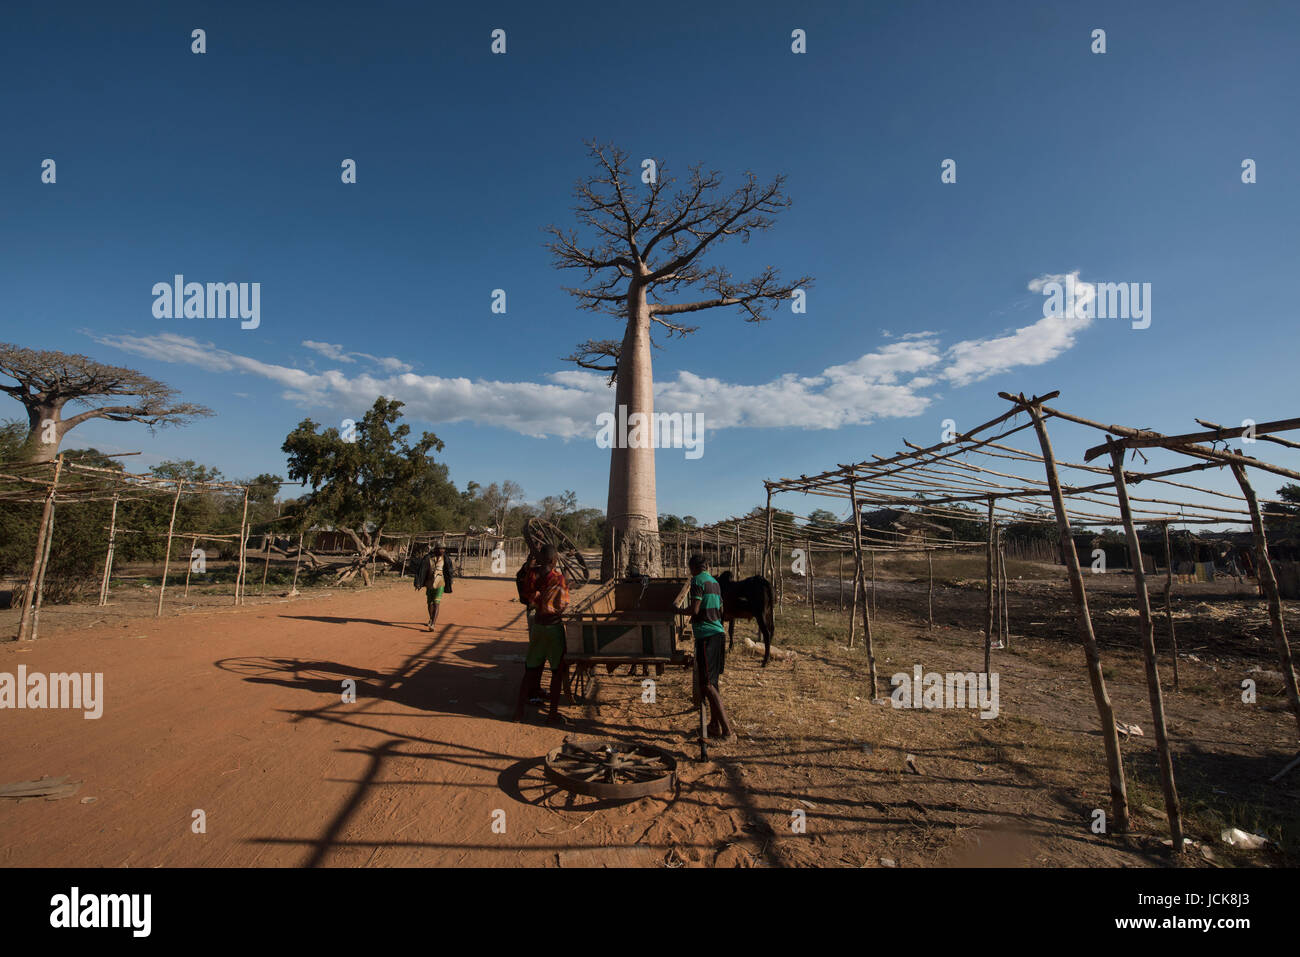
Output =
[{"x1": 412, "y1": 543, "x2": 454, "y2": 631}]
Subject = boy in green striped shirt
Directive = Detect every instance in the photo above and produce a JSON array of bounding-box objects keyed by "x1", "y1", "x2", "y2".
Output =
[{"x1": 689, "y1": 554, "x2": 733, "y2": 739}]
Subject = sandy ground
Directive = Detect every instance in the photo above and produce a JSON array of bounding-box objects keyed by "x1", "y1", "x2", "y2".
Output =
[
  {"x1": 1, "y1": 571, "x2": 1295, "y2": 868},
  {"x1": 0, "y1": 579, "x2": 646, "y2": 867}
]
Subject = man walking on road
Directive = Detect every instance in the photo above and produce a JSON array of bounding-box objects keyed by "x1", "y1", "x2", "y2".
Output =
[
  {"x1": 412, "y1": 543, "x2": 454, "y2": 631},
  {"x1": 689, "y1": 553, "x2": 733, "y2": 739}
]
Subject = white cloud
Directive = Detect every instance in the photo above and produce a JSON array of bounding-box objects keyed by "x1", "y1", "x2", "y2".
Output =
[
  {"x1": 369, "y1": 355, "x2": 414, "y2": 373},
  {"x1": 92, "y1": 276, "x2": 1094, "y2": 438},
  {"x1": 942, "y1": 272, "x2": 1095, "y2": 387},
  {"x1": 302, "y1": 340, "x2": 353, "y2": 362},
  {"x1": 301, "y1": 339, "x2": 413, "y2": 374}
]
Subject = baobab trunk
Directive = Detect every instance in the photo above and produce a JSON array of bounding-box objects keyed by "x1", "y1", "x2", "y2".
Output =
[
  {"x1": 601, "y1": 286, "x2": 662, "y2": 580},
  {"x1": 22, "y1": 403, "x2": 62, "y2": 462}
]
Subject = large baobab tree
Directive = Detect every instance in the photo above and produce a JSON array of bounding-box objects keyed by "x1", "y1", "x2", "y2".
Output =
[
  {"x1": 0, "y1": 343, "x2": 211, "y2": 461},
  {"x1": 548, "y1": 142, "x2": 811, "y2": 579}
]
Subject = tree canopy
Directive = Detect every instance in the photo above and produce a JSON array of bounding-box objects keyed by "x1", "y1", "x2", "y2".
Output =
[
  {"x1": 0, "y1": 343, "x2": 211, "y2": 461},
  {"x1": 548, "y1": 142, "x2": 814, "y2": 380},
  {"x1": 282, "y1": 397, "x2": 446, "y2": 535}
]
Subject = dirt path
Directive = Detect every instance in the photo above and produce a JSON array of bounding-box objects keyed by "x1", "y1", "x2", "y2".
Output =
[
  {"x1": 3, "y1": 575, "x2": 1294, "y2": 868},
  {"x1": 0, "y1": 579, "x2": 652, "y2": 867}
]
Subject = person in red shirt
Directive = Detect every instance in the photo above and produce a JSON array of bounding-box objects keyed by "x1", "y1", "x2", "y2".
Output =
[
  {"x1": 512, "y1": 544, "x2": 570, "y2": 724},
  {"x1": 513, "y1": 546, "x2": 544, "y2": 708}
]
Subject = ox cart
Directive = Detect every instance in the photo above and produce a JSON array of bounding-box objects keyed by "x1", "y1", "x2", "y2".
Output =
[{"x1": 555, "y1": 576, "x2": 714, "y2": 764}]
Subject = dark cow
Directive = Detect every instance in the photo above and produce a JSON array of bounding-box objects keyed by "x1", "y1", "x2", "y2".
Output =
[{"x1": 715, "y1": 571, "x2": 776, "y2": 667}]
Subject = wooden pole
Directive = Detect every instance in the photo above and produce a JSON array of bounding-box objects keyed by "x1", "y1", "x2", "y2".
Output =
[
  {"x1": 927, "y1": 548, "x2": 934, "y2": 630},
  {"x1": 776, "y1": 535, "x2": 783, "y2": 608},
  {"x1": 260, "y1": 533, "x2": 272, "y2": 596},
  {"x1": 184, "y1": 536, "x2": 197, "y2": 597},
  {"x1": 858, "y1": 538, "x2": 878, "y2": 698},
  {"x1": 849, "y1": 480, "x2": 864, "y2": 649},
  {"x1": 869, "y1": 549, "x2": 876, "y2": 620},
  {"x1": 1162, "y1": 522, "x2": 1180, "y2": 691},
  {"x1": 17, "y1": 455, "x2": 63, "y2": 641},
  {"x1": 156, "y1": 480, "x2": 184, "y2": 617},
  {"x1": 1110, "y1": 447, "x2": 1184, "y2": 850},
  {"x1": 30, "y1": 472, "x2": 60, "y2": 642},
  {"x1": 98, "y1": 493, "x2": 118, "y2": 607},
  {"x1": 993, "y1": 533, "x2": 1002, "y2": 644},
  {"x1": 999, "y1": 535, "x2": 1010, "y2": 648},
  {"x1": 807, "y1": 536, "x2": 815, "y2": 625},
  {"x1": 235, "y1": 488, "x2": 249, "y2": 605},
  {"x1": 292, "y1": 531, "x2": 304, "y2": 594},
  {"x1": 985, "y1": 497, "x2": 995, "y2": 674},
  {"x1": 839, "y1": 552, "x2": 844, "y2": 612},
  {"x1": 763, "y1": 488, "x2": 775, "y2": 580},
  {"x1": 1230, "y1": 462, "x2": 1300, "y2": 740},
  {"x1": 1023, "y1": 398, "x2": 1129, "y2": 832}
]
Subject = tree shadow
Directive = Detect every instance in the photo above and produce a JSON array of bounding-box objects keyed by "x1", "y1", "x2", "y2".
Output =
[{"x1": 281, "y1": 615, "x2": 427, "y2": 631}]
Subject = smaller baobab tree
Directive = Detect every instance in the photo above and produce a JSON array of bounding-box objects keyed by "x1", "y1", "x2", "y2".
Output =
[
  {"x1": 547, "y1": 142, "x2": 812, "y2": 579},
  {"x1": 0, "y1": 343, "x2": 212, "y2": 462}
]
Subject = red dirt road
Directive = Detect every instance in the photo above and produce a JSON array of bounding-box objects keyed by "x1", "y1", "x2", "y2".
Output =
[
  {"x1": 0, "y1": 579, "x2": 645, "y2": 867},
  {"x1": 9, "y1": 573, "x2": 1293, "y2": 869}
]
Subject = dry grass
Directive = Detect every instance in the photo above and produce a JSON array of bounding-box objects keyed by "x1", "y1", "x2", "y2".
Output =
[{"x1": 669, "y1": 567, "x2": 1300, "y2": 866}]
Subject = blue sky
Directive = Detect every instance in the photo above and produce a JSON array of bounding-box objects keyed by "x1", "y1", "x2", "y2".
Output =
[{"x1": 3, "y1": 0, "x2": 1298, "y2": 524}]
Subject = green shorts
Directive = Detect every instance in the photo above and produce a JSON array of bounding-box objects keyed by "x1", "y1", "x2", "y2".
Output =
[{"x1": 525, "y1": 622, "x2": 566, "y2": 669}]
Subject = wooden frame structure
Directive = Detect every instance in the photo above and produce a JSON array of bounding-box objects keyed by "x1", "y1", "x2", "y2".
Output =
[
  {"x1": 722, "y1": 389, "x2": 1300, "y2": 852},
  {"x1": 1, "y1": 456, "x2": 253, "y2": 638}
]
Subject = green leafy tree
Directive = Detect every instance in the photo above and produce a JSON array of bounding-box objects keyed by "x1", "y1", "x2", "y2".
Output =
[
  {"x1": 659, "y1": 514, "x2": 685, "y2": 533},
  {"x1": 1265, "y1": 483, "x2": 1300, "y2": 540},
  {"x1": 282, "y1": 397, "x2": 449, "y2": 584},
  {"x1": 571, "y1": 507, "x2": 606, "y2": 548},
  {"x1": 0, "y1": 425, "x2": 125, "y2": 599},
  {"x1": 806, "y1": 508, "x2": 840, "y2": 532},
  {"x1": 0, "y1": 418, "x2": 26, "y2": 460},
  {"x1": 921, "y1": 503, "x2": 985, "y2": 543}
]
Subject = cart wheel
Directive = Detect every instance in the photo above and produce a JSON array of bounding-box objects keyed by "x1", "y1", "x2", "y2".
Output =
[{"x1": 544, "y1": 736, "x2": 677, "y2": 799}]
